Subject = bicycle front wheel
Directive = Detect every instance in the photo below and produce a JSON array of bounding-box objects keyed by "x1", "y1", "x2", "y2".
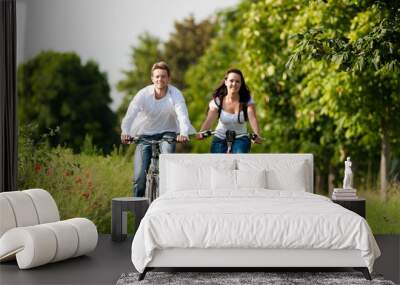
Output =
[{"x1": 146, "y1": 174, "x2": 158, "y2": 203}]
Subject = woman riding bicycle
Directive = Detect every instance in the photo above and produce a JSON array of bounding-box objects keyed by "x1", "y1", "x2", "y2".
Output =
[
  {"x1": 197, "y1": 68, "x2": 262, "y2": 153},
  {"x1": 121, "y1": 61, "x2": 195, "y2": 197}
]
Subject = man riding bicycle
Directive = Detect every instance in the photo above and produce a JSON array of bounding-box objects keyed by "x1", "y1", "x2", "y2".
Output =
[{"x1": 120, "y1": 61, "x2": 195, "y2": 197}]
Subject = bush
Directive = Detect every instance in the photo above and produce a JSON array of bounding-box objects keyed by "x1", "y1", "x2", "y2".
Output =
[{"x1": 18, "y1": 125, "x2": 132, "y2": 233}]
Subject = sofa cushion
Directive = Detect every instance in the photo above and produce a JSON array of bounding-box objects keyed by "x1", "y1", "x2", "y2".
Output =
[
  {"x1": 0, "y1": 191, "x2": 39, "y2": 228},
  {"x1": 0, "y1": 218, "x2": 97, "y2": 269},
  {"x1": 24, "y1": 189, "x2": 60, "y2": 224},
  {"x1": 0, "y1": 196, "x2": 17, "y2": 237}
]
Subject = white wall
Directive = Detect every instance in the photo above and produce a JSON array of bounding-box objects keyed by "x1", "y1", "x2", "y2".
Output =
[{"x1": 16, "y1": 0, "x2": 239, "y2": 110}]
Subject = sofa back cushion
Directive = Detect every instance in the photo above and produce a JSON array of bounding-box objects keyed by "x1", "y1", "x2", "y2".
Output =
[{"x1": 0, "y1": 189, "x2": 60, "y2": 238}]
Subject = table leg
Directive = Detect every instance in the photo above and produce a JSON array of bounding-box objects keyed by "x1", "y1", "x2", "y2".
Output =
[
  {"x1": 111, "y1": 201, "x2": 123, "y2": 241},
  {"x1": 122, "y1": 211, "x2": 127, "y2": 237}
]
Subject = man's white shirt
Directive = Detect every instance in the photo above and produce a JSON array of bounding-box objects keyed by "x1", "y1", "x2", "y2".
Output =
[{"x1": 121, "y1": 85, "x2": 195, "y2": 137}]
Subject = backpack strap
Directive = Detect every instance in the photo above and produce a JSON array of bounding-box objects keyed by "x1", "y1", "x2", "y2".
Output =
[
  {"x1": 238, "y1": 102, "x2": 248, "y2": 123},
  {"x1": 214, "y1": 97, "x2": 223, "y2": 119}
]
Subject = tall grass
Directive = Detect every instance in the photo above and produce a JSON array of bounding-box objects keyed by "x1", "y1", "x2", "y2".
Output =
[
  {"x1": 361, "y1": 187, "x2": 400, "y2": 234},
  {"x1": 18, "y1": 137, "x2": 133, "y2": 233}
]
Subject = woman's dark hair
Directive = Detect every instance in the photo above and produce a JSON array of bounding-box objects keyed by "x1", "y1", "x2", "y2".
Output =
[{"x1": 212, "y1": 68, "x2": 251, "y2": 123}]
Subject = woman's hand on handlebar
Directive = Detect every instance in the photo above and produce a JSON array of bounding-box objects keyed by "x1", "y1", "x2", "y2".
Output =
[
  {"x1": 121, "y1": 134, "x2": 132, "y2": 144},
  {"x1": 196, "y1": 130, "x2": 214, "y2": 140},
  {"x1": 196, "y1": 133, "x2": 204, "y2": 140},
  {"x1": 251, "y1": 133, "x2": 263, "y2": 144}
]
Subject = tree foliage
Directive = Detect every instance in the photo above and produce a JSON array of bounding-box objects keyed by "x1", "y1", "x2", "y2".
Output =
[
  {"x1": 286, "y1": 0, "x2": 400, "y2": 196},
  {"x1": 164, "y1": 15, "x2": 217, "y2": 89},
  {"x1": 116, "y1": 16, "x2": 217, "y2": 125},
  {"x1": 184, "y1": 0, "x2": 399, "y2": 193},
  {"x1": 17, "y1": 51, "x2": 118, "y2": 153},
  {"x1": 116, "y1": 33, "x2": 163, "y2": 121}
]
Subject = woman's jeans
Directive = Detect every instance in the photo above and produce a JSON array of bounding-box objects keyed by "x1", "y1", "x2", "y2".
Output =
[
  {"x1": 133, "y1": 132, "x2": 176, "y2": 197},
  {"x1": 210, "y1": 135, "x2": 251, "y2": 154}
]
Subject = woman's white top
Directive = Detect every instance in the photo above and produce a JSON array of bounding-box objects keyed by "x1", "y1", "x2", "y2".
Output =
[
  {"x1": 121, "y1": 85, "x2": 195, "y2": 136},
  {"x1": 209, "y1": 97, "x2": 254, "y2": 139}
]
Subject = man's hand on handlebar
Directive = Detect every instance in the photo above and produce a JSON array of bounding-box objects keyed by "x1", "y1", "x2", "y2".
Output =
[
  {"x1": 176, "y1": 135, "x2": 189, "y2": 143},
  {"x1": 121, "y1": 134, "x2": 132, "y2": 144}
]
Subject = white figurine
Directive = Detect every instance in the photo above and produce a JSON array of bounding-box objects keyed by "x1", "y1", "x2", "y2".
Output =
[{"x1": 343, "y1": 157, "x2": 353, "y2": 189}]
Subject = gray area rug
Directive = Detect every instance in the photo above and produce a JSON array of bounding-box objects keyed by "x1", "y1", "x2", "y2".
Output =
[{"x1": 116, "y1": 271, "x2": 396, "y2": 285}]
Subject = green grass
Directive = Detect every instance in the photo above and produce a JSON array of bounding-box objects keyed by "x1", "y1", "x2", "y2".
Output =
[
  {"x1": 18, "y1": 145, "x2": 400, "y2": 234},
  {"x1": 362, "y1": 189, "x2": 400, "y2": 234}
]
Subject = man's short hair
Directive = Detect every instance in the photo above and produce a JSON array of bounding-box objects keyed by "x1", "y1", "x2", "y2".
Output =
[{"x1": 151, "y1": 61, "x2": 170, "y2": 76}]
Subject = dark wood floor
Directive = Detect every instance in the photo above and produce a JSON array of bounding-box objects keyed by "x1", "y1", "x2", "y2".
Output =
[{"x1": 0, "y1": 234, "x2": 398, "y2": 285}]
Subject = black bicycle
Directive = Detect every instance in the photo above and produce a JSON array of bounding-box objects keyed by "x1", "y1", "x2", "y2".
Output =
[
  {"x1": 199, "y1": 130, "x2": 259, "y2": 153},
  {"x1": 128, "y1": 136, "x2": 176, "y2": 203}
]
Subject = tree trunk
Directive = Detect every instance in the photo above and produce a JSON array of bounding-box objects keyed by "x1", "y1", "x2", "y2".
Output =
[
  {"x1": 380, "y1": 125, "x2": 390, "y2": 200},
  {"x1": 367, "y1": 159, "x2": 372, "y2": 191},
  {"x1": 328, "y1": 165, "x2": 335, "y2": 195},
  {"x1": 315, "y1": 171, "x2": 321, "y2": 194}
]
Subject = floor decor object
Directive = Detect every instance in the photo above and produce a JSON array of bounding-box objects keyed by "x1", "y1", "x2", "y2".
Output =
[{"x1": 0, "y1": 188, "x2": 98, "y2": 269}]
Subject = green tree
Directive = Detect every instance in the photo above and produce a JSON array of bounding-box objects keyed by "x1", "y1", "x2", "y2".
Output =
[
  {"x1": 229, "y1": 0, "x2": 345, "y2": 193},
  {"x1": 17, "y1": 51, "x2": 118, "y2": 153},
  {"x1": 287, "y1": 0, "x2": 400, "y2": 198},
  {"x1": 116, "y1": 33, "x2": 163, "y2": 122},
  {"x1": 186, "y1": 0, "x2": 399, "y2": 195},
  {"x1": 117, "y1": 17, "x2": 217, "y2": 121},
  {"x1": 164, "y1": 15, "x2": 217, "y2": 89}
]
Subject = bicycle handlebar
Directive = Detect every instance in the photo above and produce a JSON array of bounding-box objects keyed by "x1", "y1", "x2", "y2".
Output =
[
  {"x1": 126, "y1": 136, "x2": 176, "y2": 145},
  {"x1": 198, "y1": 130, "x2": 260, "y2": 141},
  {"x1": 124, "y1": 131, "x2": 262, "y2": 144}
]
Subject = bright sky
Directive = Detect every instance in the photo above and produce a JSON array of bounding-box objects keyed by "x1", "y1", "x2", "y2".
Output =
[{"x1": 16, "y1": 0, "x2": 240, "y2": 109}]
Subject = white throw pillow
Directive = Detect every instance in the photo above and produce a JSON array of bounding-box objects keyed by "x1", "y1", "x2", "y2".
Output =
[
  {"x1": 211, "y1": 168, "x2": 236, "y2": 190},
  {"x1": 167, "y1": 160, "x2": 236, "y2": 192},
  {"x1": 236, "y1": 169, "x2": 267, "y2": 189},
  {"x1": 238, "y1": 159, "x2": 308, "y2": 191},
  {"x1": 266, "y1": 162, "x2": 306, "y2": 191},
  {"x1": 211, "y1": 169, "x2": 267, "y2": 191}
]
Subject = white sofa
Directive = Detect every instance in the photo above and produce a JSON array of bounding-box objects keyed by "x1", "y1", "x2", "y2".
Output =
[{"x1": 0, "y1": 188, "x2": 98, "y2": 269}]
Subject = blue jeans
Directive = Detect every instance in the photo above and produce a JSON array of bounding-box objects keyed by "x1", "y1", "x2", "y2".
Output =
[
  {"x1": 133, "y1": 132, "x2": 176, "y2": 197},
  {"x1": 210, "y1": 135, "x2": 251, "y2": 153}
]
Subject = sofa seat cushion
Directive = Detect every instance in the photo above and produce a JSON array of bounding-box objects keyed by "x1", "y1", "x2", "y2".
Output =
[{"x1": 0, "y1": 218, "x2": 97, "y2": 269}]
